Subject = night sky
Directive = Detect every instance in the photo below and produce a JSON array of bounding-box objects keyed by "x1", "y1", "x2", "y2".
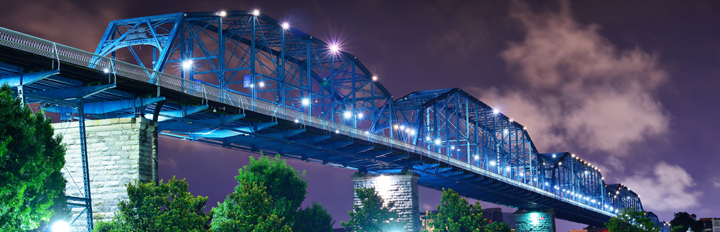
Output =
[{"x1": 3, "y1": 0, "x2": 720, "y2": 230}]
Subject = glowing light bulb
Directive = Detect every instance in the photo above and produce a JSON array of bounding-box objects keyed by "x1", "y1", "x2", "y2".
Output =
[
  {"x1": 343, "y1": 111, "x2": 352, "y2": 119},
  {"x1": 252, "y1": 9, "x2": 260, "y2": 16},
  {"x1": 372, "y1": 75, "x2": 378, "y2": 81},
  {"x1": 182, "y1": 60, "x2": 193, "y2": 69},
  {"x1": 301, "y1": 98, "x2": 310, "y2": 106},
  {"x1": 218, "y1": 11, "x2": 227, "y2": 17},
  {"x1": 329, "y1": 44, "x2": 339, "y2": 53},
  {"x1": 282, "y1": 22, "x2": 290, "y2": 29}
]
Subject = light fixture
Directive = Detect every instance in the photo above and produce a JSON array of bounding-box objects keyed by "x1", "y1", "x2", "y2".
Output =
[
  {"x1": 282, "y1": 22, "x2": 290, "y2": 29},
  {"x1": 434, "y1": 139, "x2": 441, "y2": 145},
  {"x1": 301, "y1": 98, "x2": 310, "y2": 106},
  {"x1": 258, "y1": 81, "x2": 265, "y2": 87},
  {"x1": 400, "y1": 125, "x2": 405, "y2": 130},
  {"x1": 489, "y1": 161, "x2": 496, "y2": 166},
  {"x1": 372, "y1": 75, "x2": 378, "y2": 81},
  {"x1": 357, "y1": 113, "x2": 363, "y2": 119},
  {"x1": 393, "y1": 124, "x2": 399, "y2": 130},
  {"x1": 218, "y1": 11, "x2": 227, "y2": 17},
  {"x1": 335, "y1": 130, "x2": 339, "y2": 133},
  {"x1": 252, "y1": 9, "x2": 260, "y2": 16},
  {"x1": 492, "y1": 109, "x2": 499, "y2": 115},
  {"x1": 329, "y1": 44, "x2": 339, "y2": 53},
  {"x1": 474, "y1": 155, "x2": 479, "y2": 160},
  {"x1": 182, "y1": 60, "x2": 193, "y2": 70},
  {"x1": 103, "y1": 68, "x2": 109, "y2": 73},
  {"x1": 294, "y1": 119, "x2": 299, "y2": 123},
  {"x1": 343, "y1": 111, "x2": 352, "y2": 119},
  {"x1": 503, "y1": 129, "x2": 509, "y2": 134},
  {"x1": 409, "y1": 129, "x2": 416, "y2": 135},
  {"x1": 51, "y1": 220, "x2": 70, "y2": 232},
  {"x1": 451, "y1": 146, "x2": 455, "y2": 150},
  {"x1": 509, "y1": 118, "x2": 514, "y2": 122}
]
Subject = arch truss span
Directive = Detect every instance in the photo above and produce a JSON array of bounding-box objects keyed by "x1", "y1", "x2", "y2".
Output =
[{"x1": 91, "y1": 10, "x2": 393, "y2": 132}]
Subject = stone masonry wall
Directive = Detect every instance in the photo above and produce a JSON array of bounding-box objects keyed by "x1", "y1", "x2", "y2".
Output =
[
  {"x1": 53, "y1": 117, "x2": 156, "y2": 230},
  {"x1": 514, "y1": 210, "x2": 556, "y2": 232},
  {"x1": 352, "y1": 171, "x2": 420, "y2": 232}
]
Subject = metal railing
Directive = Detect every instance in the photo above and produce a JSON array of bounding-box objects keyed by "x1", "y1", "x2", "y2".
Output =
[{"x1": 0, "y1": 26, "x2": 614, "y2": 216}]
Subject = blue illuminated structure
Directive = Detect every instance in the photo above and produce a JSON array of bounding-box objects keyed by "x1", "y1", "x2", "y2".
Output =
[{"x1": 0, "y1": 10, "x2": 645, "y2": 230}]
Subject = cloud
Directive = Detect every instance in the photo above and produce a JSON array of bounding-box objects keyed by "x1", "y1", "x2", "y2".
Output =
[
  {"x1": 469, "y1": 0, "x2": 669, "y2": 155},
  {"x1": 621, "y1": 162, "x2": 701, "y2": 212}
]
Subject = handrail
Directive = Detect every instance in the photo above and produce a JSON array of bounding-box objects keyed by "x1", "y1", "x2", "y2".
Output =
[{"x1": 0, "y1": 26, "x2": 614, "y2": 217}]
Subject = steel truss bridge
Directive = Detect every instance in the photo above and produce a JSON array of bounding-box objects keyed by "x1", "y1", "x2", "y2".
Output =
[{"x1": 0, "y1": 10, "x2": 643, "y2": 230}]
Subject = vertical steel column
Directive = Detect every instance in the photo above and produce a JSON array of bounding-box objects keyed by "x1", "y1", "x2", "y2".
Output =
[
  {"x1": 306, "y1": 40, "x2": 312, "y2": 117},
  {"x1": 251, "y1": 15, "x2": 257, "y2": 99},
  {"x1": 280, "y1": 26, "x2": 286, "y2": 107},
  {"x1": 218, "y1": 17, "x2": 225, "y2": 91},
  {"x1": 78, "y1": 99, "x2": 93, "y2": 231},
  {"x1": 330, "y1": 50, "x2": 336, "y2": 124},
  {"x1": 352, "y1": 62, "x2": 356, "y2": 128}
]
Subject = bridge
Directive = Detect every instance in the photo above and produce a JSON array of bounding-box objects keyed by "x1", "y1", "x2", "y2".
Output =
[{"x1": 0, "y1": 10, "x2": 643, "y2": 232}]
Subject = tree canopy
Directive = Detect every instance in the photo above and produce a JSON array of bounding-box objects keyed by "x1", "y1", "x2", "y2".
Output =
[
  {"x1": 211, "y1": 154, "x2": 334, "y2": 231},
  {"x1": 485, "y1": 222, "x2": 512, "y2": 232},
  {"x1": 293, "y1": 202, "x2": 335, "y2": 232},
  {"x1": 94, "y1": 176, "x2": 211, "y2": 232},
  {"x1": 670, "y1": 212, "x2": 704, "y2": 232},
  {"x1": 424, "y1": 188, "x2": 487, "y2": 232},
  {"x1": 342, "y1": 187, "x2": 402, "y2": 232},
  {"x1": 0, "y1": 84, "x2": 69, "y2": 230},
  {"x1": 209, "y1": 180, "x2": 291, "y2": 232},
  {"x1": 605, "y1": 208, "x2": 660, "y2": 232}
]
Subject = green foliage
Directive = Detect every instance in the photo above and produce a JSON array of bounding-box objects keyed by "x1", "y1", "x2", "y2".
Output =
[
  {"x1": 93, "y1": 176, "x2": 211, "y2": 232},
  {"x1": 210, "y1": 180, "x2": 291, "y2": 232},
  {"x1": 0, "y1": 84, "x2": 69, "y2": 230},
  {"x1": 293, "y1": 202, "x2": 335, "y2": 232},
  {"x1": 605, "y1": 208, "x2": 660, "y2": 232},
  {"x1": 485, "y1": 222, "x2": 512, "y2": 232},
  {"x1": 425, "y1": 188, "x2": 487, "y2": 232},
  {"x1": 670, "y1": 212, "x2": 704, "y2": 232},
  {"x1": 236, "y1": 154, "x2": 307, "y2": 225},
  {"x1": 342, "y1": 187, "x2": 402, "y2": 232},
  {"x1": 212, "y1": 153, "x2": 333, "y2": 231}
]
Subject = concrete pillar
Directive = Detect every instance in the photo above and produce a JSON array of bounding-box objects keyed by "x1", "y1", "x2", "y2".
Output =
[
  {"x1": 54, "y1": 117, "x2": 156, "y2": 230},
  {"x1": 352, "y1": 170, "x2": 420, "y2": 232},
  {"x1": 514, "y1": 209, "x2": 556, "y2": 232}
]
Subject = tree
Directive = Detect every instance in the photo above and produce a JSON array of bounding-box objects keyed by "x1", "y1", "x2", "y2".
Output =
[
  {"x1": 211, "y1": 154, "x2": 334, "y2": 231},
  {"x1": 605, "y1": 208, "x2": 660, "y2": 232},
  {"x1": 293, "y1": 202, "x2": 335, "y2": 232},
  {"x1": 342, "y1": 187, "x2": 402, "y2": 232},
  {"x1": 670, "y1": 212, "x2": 704, "y2": 232},
  {"x1": 93, "y1": 176, "x2": 211, "y2": 231},
  {"x1": 424, "y1": 188, "x2": 487, "y2": 232},
  {"x1": 0, "y1": 84, "x2": 69, "y2": 230},
  {"x1": 209, "y1": 180, "x2": 291, "y2": 232},
  {"x1": 486, "y1": 221, "x2": 512, "y2": 232}
]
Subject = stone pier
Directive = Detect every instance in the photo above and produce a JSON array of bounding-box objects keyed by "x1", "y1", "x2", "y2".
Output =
[
  {"x1": 352, "y1": 170, "x2": 420, "y2": 232},
  {"x1": 54, "y1": 117, "x2": 156, "y2": 230},
  {"x1": 514, "y1": 209, "x2": 556, "y2": 232}
]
